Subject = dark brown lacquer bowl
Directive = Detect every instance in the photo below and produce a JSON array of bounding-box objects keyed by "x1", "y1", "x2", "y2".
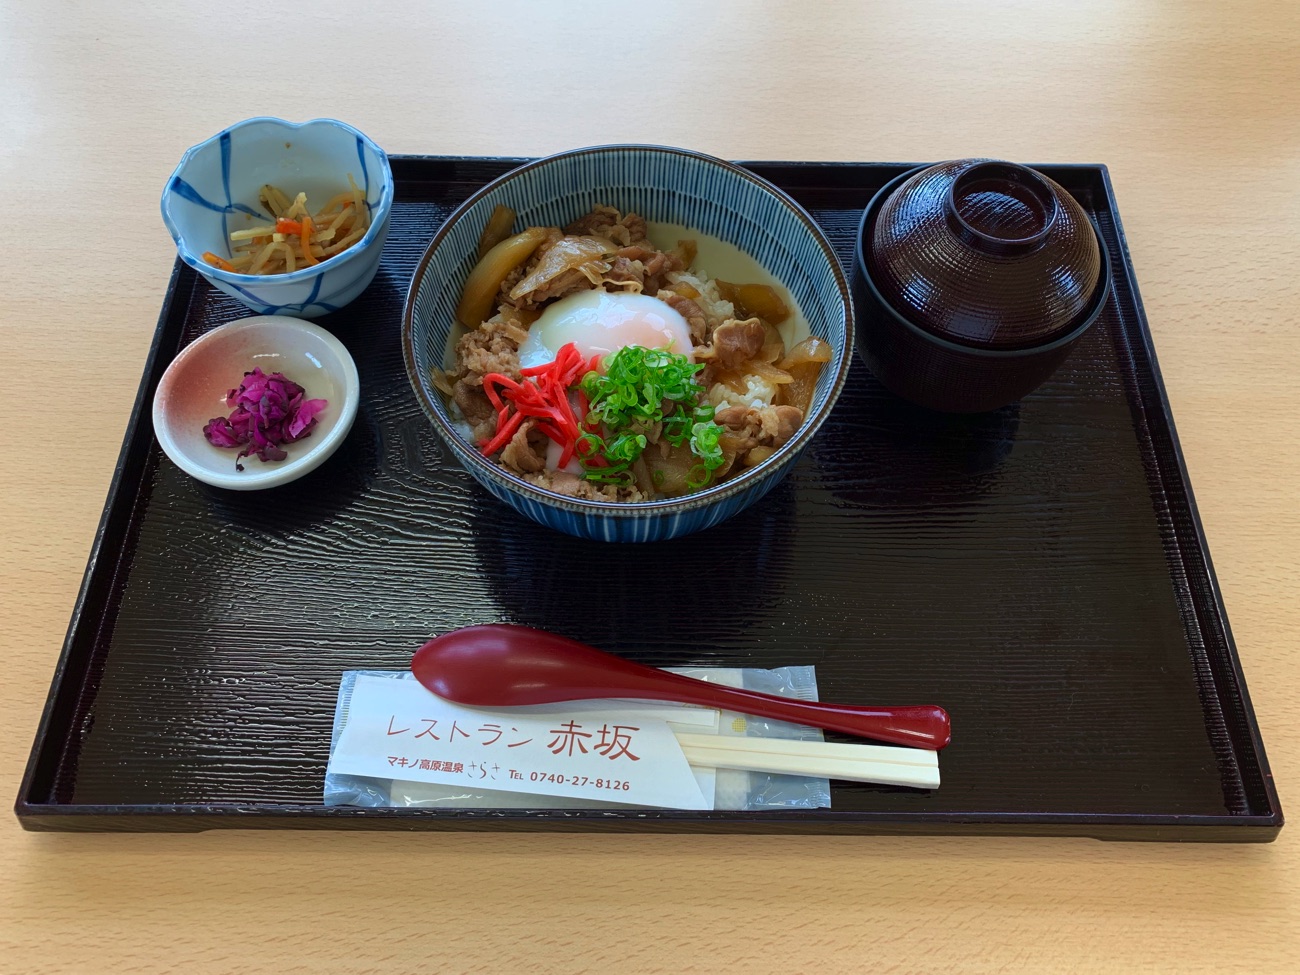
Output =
[{"x1": 853, "y1": 159, "x2": 1112, "y2": 412}]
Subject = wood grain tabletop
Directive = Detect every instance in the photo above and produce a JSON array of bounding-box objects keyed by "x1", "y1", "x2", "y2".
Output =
[{"x1": 2, "y1": 2, "x2": 1297, "y2": 972}]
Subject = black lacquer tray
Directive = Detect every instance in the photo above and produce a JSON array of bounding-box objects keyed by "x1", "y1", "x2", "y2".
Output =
[{"x1": 16, "y1": 158, "x2": 1281, "y2": 839}]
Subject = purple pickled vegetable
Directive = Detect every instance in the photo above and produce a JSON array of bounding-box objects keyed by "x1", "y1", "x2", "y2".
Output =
[{"x1": 202, "y1": 367, "x2": 329, "y2": 471}]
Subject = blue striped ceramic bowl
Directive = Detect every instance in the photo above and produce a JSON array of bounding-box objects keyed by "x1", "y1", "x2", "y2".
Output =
[
  {"x1": 161, "y1": 117, "x2": 394, "y2": 318},
  {"x1": 402, "y1": 145, "x2": 853, "y2": 542}
]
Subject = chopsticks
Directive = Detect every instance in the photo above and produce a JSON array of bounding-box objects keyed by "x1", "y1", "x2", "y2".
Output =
[{"x1": 674, "y1": 732, "x2": 940, "y2": 790}]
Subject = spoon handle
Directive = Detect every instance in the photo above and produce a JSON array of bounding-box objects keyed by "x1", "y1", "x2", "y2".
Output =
[{"x1": 634, "y1": 674, "x2": 951, "y2": 749}]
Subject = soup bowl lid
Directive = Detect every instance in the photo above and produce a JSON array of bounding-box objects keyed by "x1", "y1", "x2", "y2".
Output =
[{"x1": 867, "y1": 159, "x2": 1103, "y2": 350}]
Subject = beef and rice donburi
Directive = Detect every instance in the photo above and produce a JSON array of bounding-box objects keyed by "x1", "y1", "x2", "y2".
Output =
[{"x1": 432, "y1": 205, "x2": 832, "y2": 502}]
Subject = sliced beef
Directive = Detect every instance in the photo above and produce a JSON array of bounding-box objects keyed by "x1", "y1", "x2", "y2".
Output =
[
  {"x1": 713, "y1": 404, "x2": 804, "y2": 451},
  {"x1": 616, "y1": 244, "x2": 658, "y2": 263},
  {"x1": 452, "y1": 380, "x2": 496, "y2": 441},
  {"x1": 454, "y1": 317, "x2": 526, "y2": 381},
  {"x1": 527, "y1": 470, "x2": 646, "y2": 503},
  {"x1": 659, "y1": 291, "x2": 709, "y2": 344},
  {"x1": 499, "y1": 420, "x2": 547, "y2": 474},
  {"x1": 564, "y1": 206, "x2": 620, "y2": 238},
  {"x1": 449, "y1": 316, "x2": 529, "y2": 441},
  {"x1": 617, "y1": 244, "x2": 681, "y2": 293},
  {"x1": 515, "y1": 267, "x2": 593, "y2": 307},
  {"x1": 707, "y1": 318, "x2": 766, "y2": 368},
  {"x1": 605, "y1": 255, "x2": 645, "y2": 290},
  {"x1": 618, "y1": 212, "x2": 648, "y2": 244},
  {"x1": 564, "y1": 207, "x2": 648, "y2": 246},
  {"x1": 497, "y1": 264, "x2": 526, "y2": 304}
]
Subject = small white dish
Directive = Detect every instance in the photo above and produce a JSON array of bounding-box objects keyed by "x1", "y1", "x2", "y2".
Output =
[{"x1": 152, "y1": 316, "x2": 360, "y2": 490}]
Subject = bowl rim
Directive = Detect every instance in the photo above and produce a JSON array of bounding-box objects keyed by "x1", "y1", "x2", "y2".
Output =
[
  {"x1": 151, "y1": 315, "x2": 361, "y2": 491},
  {"x1": 855, "y1": 166, "x2": 1113, "y2": 360},
  {"x1": 160, "y1": 116, "x2": 395, "y2": 286},
  {"x1": 401, "y1": 142, "x2": 855, "y2": 516}
]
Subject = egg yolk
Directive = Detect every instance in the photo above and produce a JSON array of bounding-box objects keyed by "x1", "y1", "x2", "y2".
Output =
[{"x1": 517, "y1": 291, "x2": 693, "y2": 371}]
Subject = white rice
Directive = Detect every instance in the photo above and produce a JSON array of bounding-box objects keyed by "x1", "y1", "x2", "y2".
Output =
[
  {"x1": 447, "y1": 400, "x2": 474, "y2": 442},
  {"x1": 666, "y1": 270, "x2": 735, "y2": 328},
  {"x1": 706, "y1": 374, "x2": 778, "y2": 411}
]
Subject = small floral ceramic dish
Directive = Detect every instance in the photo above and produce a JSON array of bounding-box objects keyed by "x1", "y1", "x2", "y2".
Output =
[{"x1": 161, "y1": 117, "x2": 394, "y2": 318}]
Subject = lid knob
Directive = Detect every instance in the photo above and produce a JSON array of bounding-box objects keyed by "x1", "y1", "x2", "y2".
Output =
[{"x1": 944, "y1": 161, "x2": 1059, "y2": 257}]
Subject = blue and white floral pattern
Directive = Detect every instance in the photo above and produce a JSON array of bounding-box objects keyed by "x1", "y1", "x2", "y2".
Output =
[
  {"x1": 404, "y1": 145, "x2": 853, "y2": 543},
  {"x1": 162, "y1": 117, "x2": 394, "y2": 318}
]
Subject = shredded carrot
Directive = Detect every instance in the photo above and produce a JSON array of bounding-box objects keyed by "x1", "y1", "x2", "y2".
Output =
[
  {"x1": 202, "y1": 252, "x2": 236, "y2": 272},
  {"x1": 300, "y1": 214, "x2": 318, "y2": 266},
  {"x1": 276, "y1": 218, "x2": 303, "y2": 236}
]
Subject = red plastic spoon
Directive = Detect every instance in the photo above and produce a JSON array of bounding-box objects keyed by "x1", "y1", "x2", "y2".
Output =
[{"x1": 411, "y1": 624, "x2": 951, "y2": 750}]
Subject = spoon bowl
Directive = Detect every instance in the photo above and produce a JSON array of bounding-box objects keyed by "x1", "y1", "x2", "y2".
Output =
[{"x1": 411, "y1": 624, "x2": 951, "y2": 750}]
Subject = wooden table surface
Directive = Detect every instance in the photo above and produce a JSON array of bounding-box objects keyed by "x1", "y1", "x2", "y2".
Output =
[{"x1": 3, "y1": 2, "x2": 1297, "y2": 972}]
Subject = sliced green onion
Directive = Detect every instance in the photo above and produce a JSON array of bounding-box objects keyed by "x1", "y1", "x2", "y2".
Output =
[{"x1": 573, "y1": 346, "x2": 725, "y2": 493}]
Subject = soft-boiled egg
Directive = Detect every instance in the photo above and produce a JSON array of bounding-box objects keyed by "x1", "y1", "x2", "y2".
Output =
[{"x1": 517, "y1": 291, "x2": 693, "y2": 370}]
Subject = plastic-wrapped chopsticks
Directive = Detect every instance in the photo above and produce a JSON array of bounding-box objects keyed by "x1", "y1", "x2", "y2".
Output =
[{"x1": 674, "y1": 732, "x2": 940, "y2": 790}]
